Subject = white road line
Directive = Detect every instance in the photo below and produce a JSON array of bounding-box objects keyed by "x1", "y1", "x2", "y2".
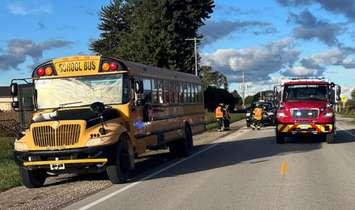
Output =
[{"x1": 78, "y1": 130, "x2": 245, "y2": 210}]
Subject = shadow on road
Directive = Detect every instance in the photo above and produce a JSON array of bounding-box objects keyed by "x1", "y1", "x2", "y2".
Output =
[{"x1": 334, "y1": 128, "x2": 355, "y2": 144}]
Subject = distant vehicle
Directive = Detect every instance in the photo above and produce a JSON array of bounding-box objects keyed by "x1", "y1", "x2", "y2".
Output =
[
  {"x1": 274, "y1": 77, "x2": 341, "y2": 144},
  {"x1": 246, "y1": 100, "x2": 276, "y2": 127},
  {"x1": 10, "y1": 55, "x2": 204, "y2": 188}
]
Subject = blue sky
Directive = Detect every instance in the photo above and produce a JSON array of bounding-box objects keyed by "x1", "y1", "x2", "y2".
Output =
[{"x1": 0, "y1": 0, "x2": 354, "y2": 96}]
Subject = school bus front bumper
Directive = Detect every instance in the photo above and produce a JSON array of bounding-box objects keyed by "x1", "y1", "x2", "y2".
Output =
[{"x1": 14, "y1": 144, "x2": 115, "y2": 170}]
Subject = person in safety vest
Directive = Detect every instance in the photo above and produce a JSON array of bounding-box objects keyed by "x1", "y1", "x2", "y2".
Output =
[
  {"x1": 251, "y1": 103, "x2": 263, "y2": 130},
  {"x1": 215, "y1": 103, "x2": 225, "y2": 131}
]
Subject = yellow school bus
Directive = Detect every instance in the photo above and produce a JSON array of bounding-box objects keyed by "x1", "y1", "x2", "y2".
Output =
[{"x1": 10, "y1": 55, "x2": 205, "y2": 188}]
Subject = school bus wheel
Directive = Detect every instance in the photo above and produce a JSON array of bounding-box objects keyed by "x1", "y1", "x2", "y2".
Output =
[
  {"x1": 106, "y1": 133, "x2": 135, "y2": 184},
  {"x1": 19, "y1": 167, "x2": 47, "y2": 188},
  {"x1": 169, "y1": 125, "x2": 193, "y2": 157}
]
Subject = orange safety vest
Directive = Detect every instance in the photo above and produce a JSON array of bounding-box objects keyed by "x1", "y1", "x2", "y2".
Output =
[
  {"x1": 253, "y1": 108, "x2": 263, "y2": 120},
  {"x1": 215, "y1": 106, "x2": 224, "y2": 118}
]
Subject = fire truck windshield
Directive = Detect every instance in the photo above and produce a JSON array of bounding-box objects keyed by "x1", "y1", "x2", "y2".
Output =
[{"x1": 284, "y1": 85, "x2": 328, "y2": 101}]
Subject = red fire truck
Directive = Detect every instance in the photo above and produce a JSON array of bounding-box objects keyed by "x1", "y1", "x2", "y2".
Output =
[{"x1": 274, "y1": 78, "x2": 341, "y2": 144}]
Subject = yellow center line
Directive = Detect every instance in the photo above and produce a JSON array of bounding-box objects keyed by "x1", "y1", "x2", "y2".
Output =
[{"x1": 280, "y1": 160, "x2": 288, "y2": 176}]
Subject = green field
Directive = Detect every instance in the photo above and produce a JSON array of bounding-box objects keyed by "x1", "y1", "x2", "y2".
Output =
[{"x1": 0, "y1": 137, "x2": 21, "y2": 192}]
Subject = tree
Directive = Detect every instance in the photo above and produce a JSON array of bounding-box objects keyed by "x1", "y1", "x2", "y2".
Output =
[
  {"x1": 200, "y1": 66, "x2": 228, "y2": 90},
  {"x1": 91, "y1": 0, "x2": 214, "y2": 73},
  {"x1": 203, "y1": 86, "x2": 236, "y2": 112},
  {"x1": 90, "y1": 0, "x2": 132, "y2": 57},
  {"x1": 231, "y1": 90, "x2": 242, "y2": 106}
]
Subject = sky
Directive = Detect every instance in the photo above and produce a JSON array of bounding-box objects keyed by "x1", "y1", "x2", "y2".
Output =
[{"x1": 0, "y1": 0, "x2": 354, "y2": 96}]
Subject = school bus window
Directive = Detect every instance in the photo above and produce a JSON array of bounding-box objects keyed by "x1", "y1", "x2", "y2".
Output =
[
  {"x1": 197, "y1": 85, "x2": 202, "y2": 102},
  {"x1": 158, "y1": 80, "x2": 163, "y2": 104},
  {"x1": 143, "y1": 78, "x2": 152, "y2": 103},
  {"x1": 169, "y1": 80, "x2": 174, "y2": 104},
  {"x1": 188, "y1": 83, "x2": 192, "y2": 103},
  {"x1": 163, "y1": 80, "x2": 170, "y2": 104},
  {"x1": 152, "y1": 79, "x2": 157, "y2": 104},
  {"x1": 122, "y1": 75, "x2": 130, "y2": 103},
  {"x1": 174, "y1": 81, "x2": 179, "y2": 104},
  {"x1": 192, "y1": 84, "x2": 197, "y2": 102},
  {"x1": 35, "y1": 74, "x2": 124, "y2": 109},
  {"x1": 179, "y1": 82, "x2": 184, "y2": 103},
  {"x1": 182, "y1": 83, "x2": 189, "y2": 103}
]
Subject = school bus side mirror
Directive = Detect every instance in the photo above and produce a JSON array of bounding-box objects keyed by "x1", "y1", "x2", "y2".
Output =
[{"x1": 10, "y1": 83, "x2": 18, "y2": 97}]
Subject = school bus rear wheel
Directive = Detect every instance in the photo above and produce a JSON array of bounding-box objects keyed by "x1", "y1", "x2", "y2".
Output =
[
  {"x1": 169, "y1": 125, "x2": 193, "y2": 157},
  {"x1": 106, "y1": 134, "x2": 135, "y2": 184},
  {"x1": 19, "y1": 167, "x2": 47, "y2": 188}
]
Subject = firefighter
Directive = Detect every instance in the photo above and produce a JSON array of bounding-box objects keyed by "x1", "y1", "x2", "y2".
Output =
[
  {"x1": 215, "y1": 103, "x2": 225, "y2": 131},
  {"x1": 251, "y1": 103, "x2": 263, "y2": 130}
]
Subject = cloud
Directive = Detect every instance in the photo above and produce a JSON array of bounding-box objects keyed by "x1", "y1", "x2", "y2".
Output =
[
  {"x1": 7, "y1": 2, "x2": 52, "y2": 16},
  {"x1": 305, "y1": 48, "x2": 355, "y2": 68},
  {"x1": 202, "y1": 38, "x2": 300, "y2": 81},
  {"x1": 288, "y1": 9, "x2": 345, "y2": 46},
  {"x1": 215, "y1": 5, "x2": 258, "y2": 16},
  {"x1": 277, "y1": 0, "x2": 355, "y2": 21},
  {"x1": 0, "y1": 39, "x2": 73, "y2": 70},
  {"x1": 200, "y1": 20, "x2": 277, "y2": 44},
  {"x1": 282, "y1": 47, "x2": 355, "y2": 77},
  {"x1": 283, "y1": 66, "x2": 319, "y2": 76}
]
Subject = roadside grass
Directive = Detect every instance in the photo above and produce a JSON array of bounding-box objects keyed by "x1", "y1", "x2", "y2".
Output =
[
  {"x1": 205, "y1": 113, "x2": 245, "y2": 130},
  {"x1": 0, "y1": 137, "x2": 21, "y2": 192}
]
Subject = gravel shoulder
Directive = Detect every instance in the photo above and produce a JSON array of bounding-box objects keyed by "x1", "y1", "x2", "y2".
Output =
[{"x1": 0, "y1": 120, "x2": 245, "y2": 210}]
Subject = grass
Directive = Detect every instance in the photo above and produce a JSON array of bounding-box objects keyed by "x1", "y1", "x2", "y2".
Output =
[
  {"x1": 0, "y1": 137, "x2": 21, "y2": 192},
  {"x1": 205, "y1": 113, "x2": 245, "y2": 130}
]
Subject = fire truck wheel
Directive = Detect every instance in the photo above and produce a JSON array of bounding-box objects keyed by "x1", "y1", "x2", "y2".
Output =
[
  {"x1": 276, "y1": 132, "x2": 285, "y2": 144},
  {"x1": 19, "y1": 167, "x2": 46, "y2": 188},
  {"x1": 169, "y1": 125, "x2": 193, "y2": 157},
  {"x1": 326, "y1": 133, "x2": 335, "y2": 144},
  {"x1": 106, "y1": 134, "x2": 135, "y2": 184}
]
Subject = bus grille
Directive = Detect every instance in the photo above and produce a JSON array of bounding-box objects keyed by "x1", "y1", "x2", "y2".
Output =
[
  {"x1": 292, "y1": 109, "x2": 319, "y2": 119},
  {"x1": 32, "y1": 124, "x2": 81, "y2": 147}
]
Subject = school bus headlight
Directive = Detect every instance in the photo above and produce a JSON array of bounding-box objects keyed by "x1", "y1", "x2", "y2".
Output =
[
  {"x1": 86, "y1": 135, "x2": 113, "y2": 147},
  {"x1": 14, "y1": 141, "x2": 29, "y2": 151}
]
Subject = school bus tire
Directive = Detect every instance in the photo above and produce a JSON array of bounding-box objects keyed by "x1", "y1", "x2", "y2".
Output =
[
  {"x1": 19, "y1": 167, "x2": 46, "y2": 188},
  {"x1": 106, "y1": 134, "x2": 135, "y2": 184},
  {"x1": 169, "y1": 125, "x2": 193, "y2": 157}
]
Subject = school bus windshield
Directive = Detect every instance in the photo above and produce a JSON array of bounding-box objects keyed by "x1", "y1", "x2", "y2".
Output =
[{"x1": 35, "y1": 74, "x2": 124, "y2": 109}]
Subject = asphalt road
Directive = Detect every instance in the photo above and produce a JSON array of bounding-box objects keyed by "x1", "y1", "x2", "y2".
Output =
[{"x1": 66, "y1": 118, "x2": 355, "y2": 210}]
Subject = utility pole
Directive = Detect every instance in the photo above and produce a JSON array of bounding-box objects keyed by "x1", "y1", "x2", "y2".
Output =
[
  {"x1": 186, "y1": 37, "x2": 202, "y2": 76},
  {"x1": 242, "y1": 71, "x2": 245, "y2": 109}
]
